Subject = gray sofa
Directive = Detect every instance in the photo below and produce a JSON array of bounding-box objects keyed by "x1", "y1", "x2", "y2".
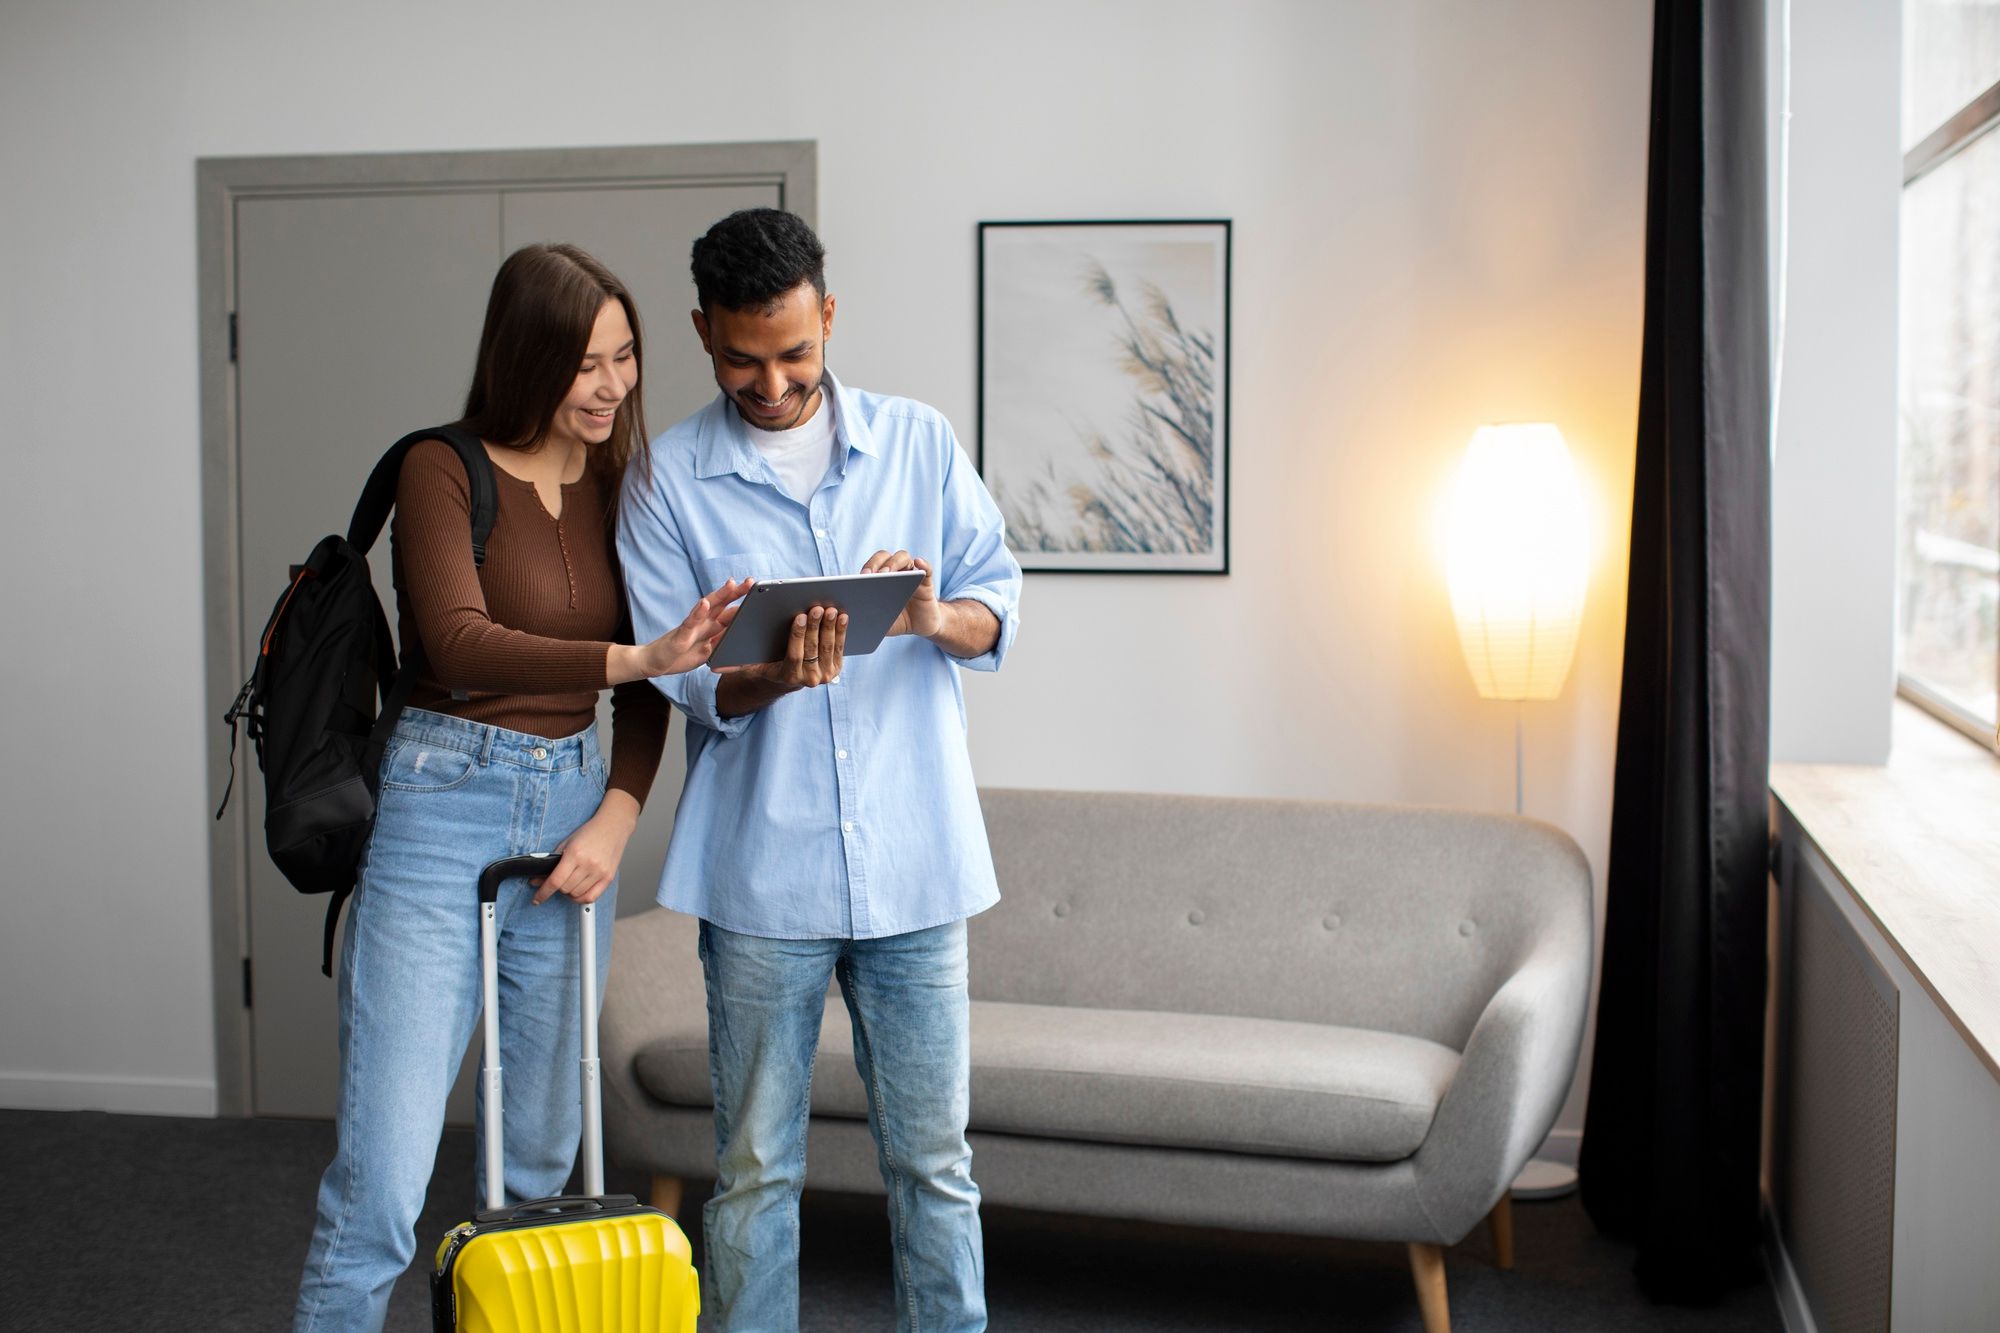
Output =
[{"x1": 601, "y1": 788, "x2": 1594, "y2": 1332}]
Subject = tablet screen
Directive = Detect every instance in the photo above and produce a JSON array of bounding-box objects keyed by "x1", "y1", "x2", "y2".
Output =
[{"x1": 707, "y1": 569, "x2": 927, "y2": 669}]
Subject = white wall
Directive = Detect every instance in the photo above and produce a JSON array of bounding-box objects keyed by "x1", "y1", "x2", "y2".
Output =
[
  {"x1": 0, "y1": 0, "x2": 1652, "y2": 1137},
  {"x1": 1768, "y1": 0, "x2": 1902, "y2": 765}
]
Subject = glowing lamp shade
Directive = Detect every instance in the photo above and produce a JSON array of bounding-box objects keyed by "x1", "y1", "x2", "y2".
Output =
[{"x1": 1444, "y1": 423, "x2": 1589, "y2": 701}]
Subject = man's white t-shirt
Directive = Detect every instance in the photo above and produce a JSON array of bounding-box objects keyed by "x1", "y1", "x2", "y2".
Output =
[{"x1": 747, "y1": 390, "x2": 837, "y2": 505}]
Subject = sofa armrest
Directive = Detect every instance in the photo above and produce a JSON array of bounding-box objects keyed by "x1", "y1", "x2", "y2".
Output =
[
  {"x1": 1409, "y1": 941, "x2": 1591, "y2": 1240},
  {"x1": 601, "y1": 907, "x2": 704, "y2": 1166}
]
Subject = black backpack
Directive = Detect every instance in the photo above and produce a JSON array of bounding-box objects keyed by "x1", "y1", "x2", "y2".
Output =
[{"x1": 219, "y1": 426, "x2": 498, "y2": 976}]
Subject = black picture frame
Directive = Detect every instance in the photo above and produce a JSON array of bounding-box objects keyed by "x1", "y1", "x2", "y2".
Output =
[{"x1": 977, "y1": 219, "x2": 1232, "y2": 575}]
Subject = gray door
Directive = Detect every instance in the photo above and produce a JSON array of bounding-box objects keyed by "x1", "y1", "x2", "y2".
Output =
[{"x1": 235, "y1": 179, "x2": 778, "y2": 1121}]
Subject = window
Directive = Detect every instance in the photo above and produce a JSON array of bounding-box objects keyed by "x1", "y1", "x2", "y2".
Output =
[{"x1": 1898, "y1": 1, "x2": 2000, "y2": 738}]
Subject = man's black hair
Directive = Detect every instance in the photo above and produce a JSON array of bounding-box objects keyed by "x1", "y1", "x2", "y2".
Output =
[{"x1": 690, "y1": 208, "x2": 827, "y2": 314}]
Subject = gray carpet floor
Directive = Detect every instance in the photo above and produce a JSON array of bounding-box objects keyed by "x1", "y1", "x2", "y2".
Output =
[{"x1": 0, "y1": 1109, "x2": 1781, "y2": 1330}]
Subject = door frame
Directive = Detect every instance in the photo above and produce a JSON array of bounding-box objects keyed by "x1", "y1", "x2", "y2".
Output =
[{"x1": 197, "y1": 141, "x2": 817, "y2": 1117}]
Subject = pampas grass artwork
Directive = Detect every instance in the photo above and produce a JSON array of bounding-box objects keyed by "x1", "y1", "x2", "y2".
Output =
[{"x1": 979, "y1": 221, "x2": 1230, "y2": 573}]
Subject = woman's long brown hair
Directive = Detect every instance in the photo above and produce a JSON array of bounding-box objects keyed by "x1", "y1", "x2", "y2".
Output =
[{"x1": 458, "y1": 243, "x2": 648, "y2": 501}]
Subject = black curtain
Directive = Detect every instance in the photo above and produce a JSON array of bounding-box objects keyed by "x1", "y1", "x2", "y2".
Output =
[{"x1": 1579, "y1": 0, "x2": 1772, "y2": 1304}]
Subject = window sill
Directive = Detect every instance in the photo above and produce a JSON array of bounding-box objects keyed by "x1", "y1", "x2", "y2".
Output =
[
  {"x1": 1770, "y1": 700, "x2": 2000, "y2": 1082},
  {"x1": 1898, "y1": 674, "x2": 1999, "y2": 752}
]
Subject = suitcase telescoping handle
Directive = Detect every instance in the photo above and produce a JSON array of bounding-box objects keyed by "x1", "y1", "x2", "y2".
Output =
[{"x1": 476, "y1": 853, "x2": 606, "y2": 1211}]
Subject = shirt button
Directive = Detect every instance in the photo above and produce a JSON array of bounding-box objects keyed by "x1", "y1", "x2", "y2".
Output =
[
  {"x1": 815, "y1": 528, "x2": 829, "y2": 538},
  {"x1": 843, "y1": 821, "x2": 855, "y2": 833},
  {"x1": 837, "y1": 749, "x2": 848, "y2": 759}
]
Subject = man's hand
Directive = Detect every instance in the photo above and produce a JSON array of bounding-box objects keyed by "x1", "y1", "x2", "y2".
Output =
[
  {"x1": 863, "y1": 549, "x2": 940, "y2": 639},
  {"x1": 859, "y1": 548, "x2": 1001, "y2": 659},
  {"x1": 725, "y1": 606, "x2": 849, "y2": 689}
]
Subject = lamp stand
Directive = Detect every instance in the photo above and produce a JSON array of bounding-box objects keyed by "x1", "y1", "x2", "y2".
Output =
[
  {"x1": 1507, "y1": 698, "x2": 1581, "y2": 1201},
  {"x1": 1514, "y1": 704, "x2": 1524, "y2": 816}
]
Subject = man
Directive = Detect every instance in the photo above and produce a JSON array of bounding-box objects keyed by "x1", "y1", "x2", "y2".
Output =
[{"x1": 618, "y1": 207, "x2": 1021, "y2": 1333}]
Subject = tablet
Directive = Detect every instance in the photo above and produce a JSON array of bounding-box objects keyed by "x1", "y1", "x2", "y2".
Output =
[{"x1": 707, "y1": 569, "x2": 928, "y2": 669}]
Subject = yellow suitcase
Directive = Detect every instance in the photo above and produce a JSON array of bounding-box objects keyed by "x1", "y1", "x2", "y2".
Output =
[{"x1": 430, "y1": 854, "x2": 701, "y2": 1331}]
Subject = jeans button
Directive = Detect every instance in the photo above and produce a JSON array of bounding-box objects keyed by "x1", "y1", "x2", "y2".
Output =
[{"x1": 532, "y1": 746, "x2": 547, "y2": 760}]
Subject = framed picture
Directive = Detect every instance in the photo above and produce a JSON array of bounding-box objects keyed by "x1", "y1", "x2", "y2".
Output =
[{"x1": 978, "y1": 219, "x2": 1231, "y2": 574}]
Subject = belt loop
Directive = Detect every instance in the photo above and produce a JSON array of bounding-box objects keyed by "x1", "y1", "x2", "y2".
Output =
[{"x1": 478, "y1": 728, "x2": 494, "y2": 767}]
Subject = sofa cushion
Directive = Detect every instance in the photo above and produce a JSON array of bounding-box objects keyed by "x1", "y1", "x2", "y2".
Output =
[{"x1": 632, "y1": 997, "x2": 1458, "y2": 1165}]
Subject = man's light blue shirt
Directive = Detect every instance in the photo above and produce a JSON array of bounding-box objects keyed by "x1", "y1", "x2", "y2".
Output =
[{"x1": 618, "y1": 371, "x2": 1023, "y2": 940}]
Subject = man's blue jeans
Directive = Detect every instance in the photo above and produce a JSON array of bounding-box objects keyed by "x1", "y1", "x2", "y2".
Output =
[
  {"x1": 698, "y1": 918, "x2": 986, "y2": 1332},
  {"x1": 292, "y1": 710, "x2": 616, "y2": 1333}
]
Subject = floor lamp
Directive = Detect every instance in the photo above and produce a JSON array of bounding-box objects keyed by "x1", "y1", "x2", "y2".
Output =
[{"x1": 1444, "y1": 422, "x2": 1589, "y2": 1200}]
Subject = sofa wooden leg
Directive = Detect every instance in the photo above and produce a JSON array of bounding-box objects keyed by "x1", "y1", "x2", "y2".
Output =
[
  {"x1": 1489, "y1": 1193, "x2": 1516, "y2": 1270},
  {"x1": 1408, "y1": 1242, "x2": 1450, "y2": 1333},
  {"x1": 650, "y1": 1173, "x2": 684, "y2": 1218}
]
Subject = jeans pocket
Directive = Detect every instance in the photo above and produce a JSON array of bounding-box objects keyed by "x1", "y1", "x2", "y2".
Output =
[{"x1": 378, "y1": 740, "x2": 480, "y2": 793}]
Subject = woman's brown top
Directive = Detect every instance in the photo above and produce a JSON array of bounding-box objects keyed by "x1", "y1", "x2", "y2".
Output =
[{"x1": 390, "y1": 438, "x2": 666, "y2": 804}]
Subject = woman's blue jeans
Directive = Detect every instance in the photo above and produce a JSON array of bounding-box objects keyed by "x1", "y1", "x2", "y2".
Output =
[
  {"x1": 293, "y1": 709, "x2": 616, "y2": 1333},
  {"x1": 698, "y1": 918, "x2": 986, "y2": 1333}
]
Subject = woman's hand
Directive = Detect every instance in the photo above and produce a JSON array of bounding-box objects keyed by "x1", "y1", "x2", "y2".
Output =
[
  {"x1": 609, "y1": 578, "x2": 752, "y2": 683},
  {"x1": 532, "y1": 790, "x2": 639, "y2": 906}
]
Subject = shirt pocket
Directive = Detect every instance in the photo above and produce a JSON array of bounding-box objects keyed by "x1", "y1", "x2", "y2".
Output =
[{"x1": 696, "y1": 552, "x2": 785, "y2": 588}]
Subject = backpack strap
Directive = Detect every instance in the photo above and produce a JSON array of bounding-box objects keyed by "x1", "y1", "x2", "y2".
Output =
[
  {"x1": 318, "y1": 427, "x2": 501, "y2": 977},
  {"x1": 321, "y1": 886, "x2": 354, "y2": 980},
  {"x1": 347, "y1": 424, "x2": 499, "y2": 565},
  {"x1": 346, "y1": 423, "x2": 499, "y2": 732},
  {"x1": 323, "y1": 597, "x2": 425, "y2": 977}
]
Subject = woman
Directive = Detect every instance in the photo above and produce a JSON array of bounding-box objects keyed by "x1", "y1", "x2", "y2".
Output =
[{"x1": 293, "y1": 244, "x2": 743, "y2": 1332}]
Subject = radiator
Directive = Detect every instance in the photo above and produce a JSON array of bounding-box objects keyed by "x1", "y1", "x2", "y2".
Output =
[{"x1": 1775, "y1": 866, "x2": 1899, "y2": 1333}]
